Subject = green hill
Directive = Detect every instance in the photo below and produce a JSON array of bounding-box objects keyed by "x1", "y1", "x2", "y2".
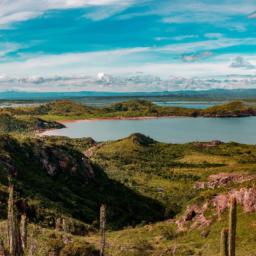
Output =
[
  {"x1": 0, "y1": 112, "x2": 64, "y2": 133},
  {"x1": 0, "y1": 133, "x2": 256, "y2": 255},
  {"x1": 84, "y1": 134, "x2": 256, "y2": 255},
  {"x1": 3, "y1": 99, "x2": 256, "y2": 122},
  {"x1": 0, "y1": 135, "x2": 164, "y2": 232}
]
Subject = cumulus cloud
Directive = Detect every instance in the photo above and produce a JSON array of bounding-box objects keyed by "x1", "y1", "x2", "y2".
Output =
[
  {"x1": 230, "y1": 56, "x2": 255, "y2": 69},
  {"x1": 1, "y1": 73, "x2": 256, "y2": 92}
]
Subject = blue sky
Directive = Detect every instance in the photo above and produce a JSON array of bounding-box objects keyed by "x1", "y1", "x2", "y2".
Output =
[{"x1": 0, "y1": 0, "x2": 256, "y2": 91}]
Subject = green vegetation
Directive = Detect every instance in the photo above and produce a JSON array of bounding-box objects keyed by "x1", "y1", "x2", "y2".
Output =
[
  {"x1": 0, "y1": 135, "x2": 164, "y2": 232},
  {"x1": 0, "y1": 112, "x2": 64, "y2": 134},
  {"x1": 1, "y1": 98, "x2": 256, "y2": 255},
  {"x1": 2, "y1": 99, "x2": 256, "y2": 123},
  {"x1": 0, "y1": 133, "x2": 256, "y2": 254}
]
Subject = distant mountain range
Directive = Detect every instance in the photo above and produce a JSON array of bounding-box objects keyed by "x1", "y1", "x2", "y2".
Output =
[{"x1": 1, "y1": 89, "x2": 256, "y2": 101}]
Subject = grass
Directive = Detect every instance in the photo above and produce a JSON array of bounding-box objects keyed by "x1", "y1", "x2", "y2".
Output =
[
  {"x1": 0, "y1": 134, "x2": 164, "y2": 231},
  {"x1": 2, "y1": 99, "x2": 256, "y2": 123},
  {"x1": 1, "y1": 97, "x2": 256, "y2": 255}
]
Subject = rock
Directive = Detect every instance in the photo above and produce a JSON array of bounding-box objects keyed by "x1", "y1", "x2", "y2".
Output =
[
  {"x1": 193, "y1": 140, "x2": 223, "y2": 148},
  {"x1": 185, "y1": 210, "x2": 196, "y2": 221},
  {"x1": 31, "y1": 142, "x2": 95, "y2": 178},
  {"x1": 195, "y1": 173, "x2": 255, "y2": 189},
  {"x1": 175, "y1": 203, "x2": 211, "y2": 232},
  {"x1": 212, "y1": 188, "x2": 256, "y2": 214}
]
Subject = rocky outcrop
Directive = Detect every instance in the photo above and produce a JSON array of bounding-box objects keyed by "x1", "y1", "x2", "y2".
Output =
[
  {"x1": 32, "y1": 142, "x2": 95, "y2": 178},
  {"x1": 193, "y1": 140, "x2": 223, "y2": 148},
  {"x1": 176, "y1": 187, "x2": 256, "y2": 231},
  {"x1": 0, "y1": 135, "x2": 94, "y2": 179},
  {"x1": 175, "y1": 203, "x2": 211, "y2": 232},
  {"x1": 212, "y1": 188, "x2": 256, "y2": 215},
  {"x1": 34, "y1": 118, "x2": 65, "y2": 131},
  {"x1": 195, "y1": 173, "x2": 255, "y2": 189}
]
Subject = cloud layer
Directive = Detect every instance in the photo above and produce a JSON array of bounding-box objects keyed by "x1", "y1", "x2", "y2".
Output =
[{"x1": 0, "y1": 0, "x2": 256, "y2": 92}]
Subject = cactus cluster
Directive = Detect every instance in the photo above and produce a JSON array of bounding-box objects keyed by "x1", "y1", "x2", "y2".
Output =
[{"x1": 220, "y1": 197, "x2": 237, "y2": 256}]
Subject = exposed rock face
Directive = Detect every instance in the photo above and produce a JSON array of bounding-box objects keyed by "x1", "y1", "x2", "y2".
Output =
[
  {"x1": 212, "y1": 188, "x2": 256, "y2": 214},
  {"x1": 0, "y1": 135, "x2": 94, "y2": 179},
  {"x1": 175, "y1": 203, "x2": 211, "y2": 232},
  {"x1": 176, "y1": 187, "x2": 256, "y2": 231},
  {"x1": 33, "y1": 143, "x2": 95, "y2": 178},
  {"x1": 195, "y1": 173, "x2": 254, "y2": 189}
]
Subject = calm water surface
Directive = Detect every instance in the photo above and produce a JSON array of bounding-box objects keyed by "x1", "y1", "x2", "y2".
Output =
[{"x1": 43, "y1": 117, "x2": 256, "y2": 144}]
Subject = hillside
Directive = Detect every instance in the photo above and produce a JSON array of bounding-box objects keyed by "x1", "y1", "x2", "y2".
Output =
[
  {"x1": 0, "y1": 133, "x2": 256, "y2": 254},
  {"x1": 0, "y1": 112, "x2": 64, "y2": 133},
  {"x1": 0, "y1": 135, "x2": 164, "y2": 232},
  {"x1": 3, "y1": 99, "x2": 256, "y2": 122},
  {"x1": 83, "y1": 133, "x2": 256, "y2": 255}
]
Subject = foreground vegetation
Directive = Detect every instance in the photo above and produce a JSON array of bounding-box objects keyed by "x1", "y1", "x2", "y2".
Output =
[
  {"x1": 1, "y1": 98, "x2": 256, "y2": 255},
  {"x1": 0, "y1": 130, "x2": 256, "y2": 255}
]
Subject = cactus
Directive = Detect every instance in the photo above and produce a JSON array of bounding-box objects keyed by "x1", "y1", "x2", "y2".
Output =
[
  {"x1": 62, "y1": 218, "x2": 68, "y2": 233},
  {"x1": 20, "y1": 214, "x2": 28, "y2": 251},
  {"x1": 28, "y1": 240, "x2": 37, "y2": 256},
  {"x1": 0, "y1": 239, "x2": 6, "y2": 256},
  {"x1": 100, "y1": 204, "x2": 107, "y2": 256},
  {"x1": 228, "y1": 197, "x2": 237, "y2": 256},
  {"x1": 55, "y1": 218, "x2": 62, "y2": 232},
  {"x1": 220, "y1": 228, "x2": 228, "y2": 256},
  {"x1": 7, "y1": 178, "x2": 21, "y2": 256}
]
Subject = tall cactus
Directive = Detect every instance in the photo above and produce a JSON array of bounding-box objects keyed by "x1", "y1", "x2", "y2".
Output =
[
  {"x1": 28, "y1": 240, "x2": 37, "y2": 256},
  {"x1": 220, "y1": 228, "x2": 228, "y2": 256},
  {"x1": 20, "y1": 214, "x2": 28, "y2": 251},
  {"x1": 7, "y1": 178, "x2": 18, "y2": 256},
  {"x1": 55, "y1": 218, "x2": 62, "y2": 232},
  {"x1": 7, "y1": 177, "x2": 23, "y2": 256},
  {"x1": 228, "y1": 197, "x2": 237, "y2": 256},
  {"x1": 100, "y1": 204, "x2": 107, "y2": 256},
  {"x1": 0, "y1": 239, "x2": 6, "y2": 256}
]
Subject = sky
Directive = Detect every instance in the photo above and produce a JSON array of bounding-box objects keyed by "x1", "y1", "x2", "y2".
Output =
[{"x1": 0, "y1": 0, "x2": 256, "y2": 92}]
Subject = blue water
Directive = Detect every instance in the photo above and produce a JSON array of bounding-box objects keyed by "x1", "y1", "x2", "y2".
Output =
[
  {"x1": 154, "y1": 101, "x2": 223, "y2": 109},
  {"x1": 42, "y1": 117, "x2": 256, "y2": 144}
]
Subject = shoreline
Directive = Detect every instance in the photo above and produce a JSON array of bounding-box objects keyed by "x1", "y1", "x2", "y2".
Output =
[
  {"x1": 38, "y1": 114, "x2": 256, "y2": 137},
  {"x1": 58, "y1": 115, "x2": 179, "y2": 124},
  {"x1": 38, "y1": 115, "x2": 179, "y2": 137}
]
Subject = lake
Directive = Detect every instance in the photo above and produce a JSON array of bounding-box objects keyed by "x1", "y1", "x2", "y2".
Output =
[{"x1": 42, "y1": 117, "x2": 256, "y2": 144}]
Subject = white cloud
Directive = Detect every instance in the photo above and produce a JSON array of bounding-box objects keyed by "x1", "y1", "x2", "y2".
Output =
[
  {"x1": 0, "y1": 0, "x2": 135, "y2": 27},
  {"x1": 248, "y1": 11, "x2": 256, "y2": 19},
  {"x1": 230, "y1": 56, "x2": 255, "y2": 69},
  {"x1": 155, "y1": 35, "x2": 198, "y2": 42},
  {"x1": 182, "y1": 51, "x2": 212, "y2": 62},
  {"x1": 0, "y1": 36, "x2": 256, "y2": 77},
  {"x1": 173, "y1": 35, "x2": 198, "y2": 41},
  {"x1": 204, "y1": 33, "x2": 223, "y2": 39},
  {"x1": 1, "y1": 71, "x2": 256, "y2": 92},
  {"x1": 0, "y1": 42, "x2": 23, "y2": 57},
  {"x1": 157, "y1": 37, "x2": 256, "y2": 55},
  {"x1": 159, "y1": 1, "x2": 254, "y2": 31}
]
